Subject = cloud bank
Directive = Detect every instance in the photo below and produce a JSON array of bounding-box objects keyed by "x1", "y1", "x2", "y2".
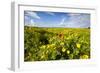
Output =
[
  {"x1": 59, "y1": 13, "x2": 90, "y2": 28},
  {"x1": 24, "y1": 11, "x2": 90, "y2": 28}
]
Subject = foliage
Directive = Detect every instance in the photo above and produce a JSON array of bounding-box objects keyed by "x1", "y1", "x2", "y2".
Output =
[{"x1": 24, "y1": 26, "x2": 90, "y2": 61}]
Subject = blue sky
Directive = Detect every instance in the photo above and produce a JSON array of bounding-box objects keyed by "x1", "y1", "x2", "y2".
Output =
[{"x1": 24, "y1": 11, "x2": 90, "y2": 28}]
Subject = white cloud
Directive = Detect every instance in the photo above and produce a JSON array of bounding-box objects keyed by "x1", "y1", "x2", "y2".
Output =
[
  {"x1": 66, "y1": 13, "x2": 90, "y2": 28},
  {"x1": 24, "y1": 11, "x2": 40, "y2": 26},
  {"x1": 45, "y1": 12, "x2": 55, "y2": 16},
  {"x1": 30, "y1": 19, "x2": 34, "y2": 24},
  {"x1": 25, "y1": 11, "x2": 40, "y2": 19},
  {"x1": 59, "y1": 17, "x2": 66, "y2": 26},
  {"x1": 30, "y1": 19, "x2": 38, "y2": 26},
  {"x1": 67, "y1": 13, "x2": 81, "y2": 16},
  {"x1": 25, "y1": 19, "x2": 37, "y2": 26}
]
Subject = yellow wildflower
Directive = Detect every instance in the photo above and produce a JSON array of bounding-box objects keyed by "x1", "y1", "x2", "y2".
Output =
[
  {"x1": 47, "y1": 44, "x2": 55, "y2": 48},
  {"x1": 40, "y1": 45, "x2": 46, "y2": 48},
  {"x1": 60, "y1": 42, "x2": 64, "y2": 46},
  {"x1": 76, "y1": 43, "x2": 81, "y2": 48},
  {"x1": 62, "y1": 47, "x2": 66, "y2": 52},
  {"x1": 41, "y1": 55, "x2": 45, "y2": 59},
  {"x1": 47, "y1": 44, "x2": 50, "y2": 48},
  {"x1": 51, "y1": 44, "x2": 55, "y2": 47},
  {"x1": 46, "y1": 50, "x2": 49, "y2": 54},
  {"x1": 80, "y1": 55, "x2": 89, "y2": 59},
  {"x1": 66, "y1": 50, "x2": 70, "y2": 54}
]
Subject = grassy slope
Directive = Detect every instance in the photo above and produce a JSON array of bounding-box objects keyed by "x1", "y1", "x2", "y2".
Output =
[{"x1": 24, "y1": 26, "x2": 90, "y2": 61}]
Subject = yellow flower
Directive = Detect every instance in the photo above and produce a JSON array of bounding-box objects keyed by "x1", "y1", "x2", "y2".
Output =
[
  {"x1": 47, "y1": 44, "x2": 50, "y2": 48},
  {"x1": 47, "y1": 44, "x2": 55, "y2": 48},
  {"x1": 41, "y1": 55, "x2": 45, "y2": 59},
  {"x1": 66, "y1": 50, "x2": 70, "y2": 54},
  {"x1": 76, "y1": 43, "x2": 81, "y2": 48},
  {"x1": 40, "y1": 45, "x2": 46, "y2": 48},
  {"x1": 80, "y1": 55, "x2": 89, "y2": 59},
  {"x1": 62, "y1": 47, "x2": 66, "y2": 52},
  {"x1": 60, "y1": 42, "x2": 64, "y2": 45},
  {"x1": 51, "y1": 44, "x2": 55, "y2": 47},
  {"x1": 46, "y1": 50, "x2": 49, "y2": 54}
]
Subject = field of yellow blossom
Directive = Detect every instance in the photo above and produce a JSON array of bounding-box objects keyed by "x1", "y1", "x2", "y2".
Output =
[{"x1": 24, "y1": 26, "x2": 90, "y2": 61}]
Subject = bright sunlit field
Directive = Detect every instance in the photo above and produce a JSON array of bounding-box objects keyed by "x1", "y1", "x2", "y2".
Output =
[{"x1": 24, "y1": 26, "x2": 90, "y2": 61}]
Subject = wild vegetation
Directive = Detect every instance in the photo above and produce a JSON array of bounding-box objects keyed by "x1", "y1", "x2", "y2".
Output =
[{"x1": 24, "y1": 26, "x2": 90, "y2": 61}]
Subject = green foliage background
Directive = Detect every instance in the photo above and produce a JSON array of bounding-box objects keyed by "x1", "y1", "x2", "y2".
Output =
[{"x1": 24, "y1": 26, "x2": 90, "y2": 61}]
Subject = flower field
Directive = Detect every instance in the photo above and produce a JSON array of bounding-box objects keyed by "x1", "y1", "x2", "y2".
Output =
[{"x1": 24, "y1": 26, "x2": 90, "y2": 61}]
